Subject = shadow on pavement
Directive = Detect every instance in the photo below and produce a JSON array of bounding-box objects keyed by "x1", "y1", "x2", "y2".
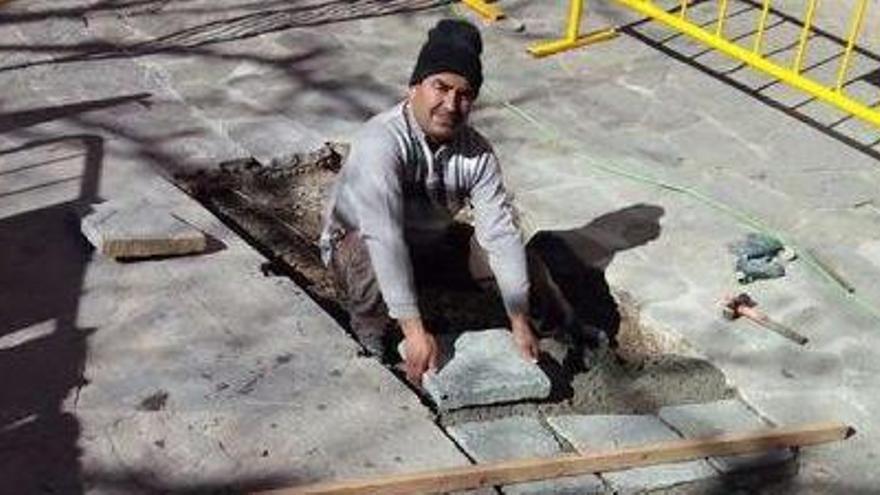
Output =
[
  {"x1": 528, "y1": 203, "x2": 665, "y2": 352},
  {"x1": 0, "y1": 134, "x2": 105, "y2": 494},
  {"x1": 0, "y1": 1, "x2": 443, "y2": 148},
  {"x1": 0, "y1": 93, "x2": 153, "y2": 134},
  {"x1": 0, "y1": 0, "x2": 449, "y2": 73},
  {"x1": 78, "y1": 467, "x2": 300, "y2": 495}
]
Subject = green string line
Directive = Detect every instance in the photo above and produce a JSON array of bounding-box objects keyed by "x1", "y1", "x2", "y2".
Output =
[{"x1": 485, "y1": 84, "x2": 880, "y2": 323}]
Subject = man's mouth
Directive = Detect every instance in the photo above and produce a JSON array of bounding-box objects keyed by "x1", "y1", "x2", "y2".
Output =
[{"x1": 434, "y1": 113, "x2": 459, "y2": 127}]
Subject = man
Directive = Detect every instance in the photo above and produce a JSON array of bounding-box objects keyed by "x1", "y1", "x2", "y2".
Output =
[{"x1": 320, "y1": 19, "x2": 546, "y2": 385}]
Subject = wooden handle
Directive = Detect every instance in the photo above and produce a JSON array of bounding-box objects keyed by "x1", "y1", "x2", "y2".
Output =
[
  {"x1": 254, "y1": 421, "x2": 853, "y2": 495},
  {"x1": 739, "y1": 307, "x2": 809, "y2": 345}
]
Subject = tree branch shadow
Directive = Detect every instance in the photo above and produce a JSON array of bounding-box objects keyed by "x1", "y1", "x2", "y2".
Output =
[{"x1": 0, "y1": 0, "x2": 449, "y2": 73}]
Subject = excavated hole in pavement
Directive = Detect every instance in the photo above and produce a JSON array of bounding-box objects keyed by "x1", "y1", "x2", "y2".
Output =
[
  {"x1": 176, "y1": 143, "x2": 736, "y2": 417},
  {"x1": 176, "y1": 145, "x2": 800, "y2": 493}
]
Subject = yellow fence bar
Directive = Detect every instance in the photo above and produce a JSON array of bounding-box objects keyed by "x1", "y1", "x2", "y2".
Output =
[
  {"x1": 461, "y1": 0, "x2": 505, "y2": 22},
  {"x1": 752, "y1": 0, "x2": 772, "y2": 54},
  {"x1": 716, "y1": 0, "x2": 730, "y2": 37},
  {"x1": 835, "y1": 0, "x2": 869, "y2": 92},
  {"x1": 527, "y1": 0, "x2": 618, "y2": 57},
  {"x1": 567, "y1": 0, "x2": 585, "y2": 40},
  {"x1": 610, "y1": 0, "x2": 880, "y2": 128},
  {"x1": 528, "y1": 0, "x2": 880, "y2": 129},
  {"x1": 793, "y1": 0, "x2": 819, "y2": 74}
]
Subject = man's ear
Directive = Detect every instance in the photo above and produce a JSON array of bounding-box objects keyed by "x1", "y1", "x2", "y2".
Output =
[{"x1": 407, "y1": 85, "x2": 418, "y2": 99}]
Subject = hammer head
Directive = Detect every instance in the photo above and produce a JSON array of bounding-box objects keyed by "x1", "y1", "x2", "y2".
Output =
[{"x1": 722, "y1": 292, "x2": 757, "y2": 320}]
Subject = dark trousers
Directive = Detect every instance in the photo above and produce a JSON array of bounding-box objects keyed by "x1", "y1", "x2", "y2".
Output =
[{"x1": 329, "y1": 224, "x2": 573, "y2": 359}]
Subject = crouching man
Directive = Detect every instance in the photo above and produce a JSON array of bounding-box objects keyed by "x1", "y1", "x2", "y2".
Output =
[{"x1": 320, "y1": 19, "x2": 552, "y2": 385}]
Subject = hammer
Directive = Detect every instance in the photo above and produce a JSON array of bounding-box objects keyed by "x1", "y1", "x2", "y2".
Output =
[{"x1": 722, "y1": 293, "x2": 809, "y2": 346}]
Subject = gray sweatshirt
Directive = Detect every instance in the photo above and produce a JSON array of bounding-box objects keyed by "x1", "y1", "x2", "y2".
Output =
[{"x1": 320, "y1": 101, "x2": 528, "y2": 320}]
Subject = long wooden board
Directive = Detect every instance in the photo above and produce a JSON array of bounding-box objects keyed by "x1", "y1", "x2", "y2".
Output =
[{"x1": 253, "y1": 421, "x2": 853, "y2": 495}]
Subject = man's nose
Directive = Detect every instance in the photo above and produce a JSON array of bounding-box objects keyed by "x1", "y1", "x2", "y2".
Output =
[{"x1": 442, "y1": 91, "x2": 458, "y2": 112}]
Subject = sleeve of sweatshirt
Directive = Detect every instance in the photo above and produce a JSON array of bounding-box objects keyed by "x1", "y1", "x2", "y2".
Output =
[
  {"x1": 470, "y1": 150, "x2": 530, "y2": 316},
  {"x1": 347, "y1": 126, "x2": 421, "y2": 320}
]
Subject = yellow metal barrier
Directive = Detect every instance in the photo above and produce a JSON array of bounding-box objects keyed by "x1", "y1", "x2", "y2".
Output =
[
  {"x1": 526, "y1": 0, "x2": 618, "y2": 57},
  {"x1": 526, "y1": 0, "x2": 880, "y2": 129},
  {"x1": 793, "y1": 0, "x2": 819, "y2": 74},
  {"x1": 753, "y1": 0, "x2": 772, "y2": 54},
  {"x1": 459, "y1": 0, "x2": 617, "y2": 52},
  {"x1": 461, "y1": 0, "x2": 504, "y2": 22},
  {"x1": 836, "y1": 0, "x2": 869, "y2": 91}
]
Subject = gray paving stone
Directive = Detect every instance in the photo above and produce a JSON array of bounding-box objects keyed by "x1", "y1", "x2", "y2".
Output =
[
  {"x1": 547, "y1": 414, "x2": 717, "y2": 494},
  {"x1": 743, "y1": 390, "x2": 868, "y2": 432},
  {"x1": 658, "y1": 400, "x2": 793, "y2": 473},
  {"x1": 81, "y1": 199, "x2": 207, "y2": 258},
  {"x1": 447, "y1": 417, "x2": 605, "y2": 495},
  {"x1": 223, "y1": 115, "x2": 323, "y2": 166},
  {"x1": 502, "y1": 476, "x2": 604, "y2": 495},
  {"x1": 400, "y1": 329, "x2": 551, "y2": 410}
]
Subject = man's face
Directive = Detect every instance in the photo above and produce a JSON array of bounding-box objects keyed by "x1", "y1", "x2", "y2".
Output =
[{"x1": 408, "y1": 72, "x2": 476, "y2": 143}]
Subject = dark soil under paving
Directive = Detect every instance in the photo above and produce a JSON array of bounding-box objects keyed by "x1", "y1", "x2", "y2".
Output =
[
  {"x1": 177, "y1": 144, "x2": 344, "y2": 313},
  {"x1": 176, "y1": 145, "x2": 735, "y2": 426}
]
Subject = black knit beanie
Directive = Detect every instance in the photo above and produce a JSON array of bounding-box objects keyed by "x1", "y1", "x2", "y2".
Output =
[{"x1": 409, "y1": 19, "x2": 483, "y2": 95}]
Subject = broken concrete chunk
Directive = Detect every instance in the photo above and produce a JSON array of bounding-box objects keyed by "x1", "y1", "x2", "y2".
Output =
[
  {"x1": 400, "y1": 329, "x2": 551, "y2": 410},
  {"x1": 81, "y1": 200, "x2": 207, "y2": 258},
  {"x1": 547, "y1": 414, "x2": 717, "y2": 493},
  {"x1": 447, "y1": 417, "x2": 605, "y2": 495},
  {"x1": 658, "y1": 400, "x2": 794, "y2": 473}
]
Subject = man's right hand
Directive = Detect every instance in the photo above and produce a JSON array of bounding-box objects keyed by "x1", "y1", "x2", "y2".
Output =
[{"x1": 400, "y1": 318, "x2": 439, "y2": 386}]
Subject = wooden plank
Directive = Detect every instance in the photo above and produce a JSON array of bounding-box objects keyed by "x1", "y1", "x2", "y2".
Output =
[{"x1": 253, "y1": 421, "x2": 853, "y2": 495}]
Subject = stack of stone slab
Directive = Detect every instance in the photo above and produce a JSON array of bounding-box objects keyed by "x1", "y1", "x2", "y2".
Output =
[{"x1": 446, "y1": 399, "x2": 794, "y2": 494}]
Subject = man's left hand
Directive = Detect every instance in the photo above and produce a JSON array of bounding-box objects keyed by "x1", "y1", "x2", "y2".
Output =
[{"x1": 510, "y1": 314, "x2": 539, "y2": 363}]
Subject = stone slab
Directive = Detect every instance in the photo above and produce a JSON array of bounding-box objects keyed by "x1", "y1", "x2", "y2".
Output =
[
  {"x1": 658, "y1": 400, "x2": 793, "y2": 473},
  {"x1": 400, "y1": 329, "x2": 551, "y2": 410},
  {"x1": 547, "y1": 414, "x2": 717, "y2": 494},
  {"x1": 742, "y1": 389, "x2": 879, "y2": 490},
  {"x1": 223, "y1": 115, "x2": 322, "y2": 167},
  {"x1": 81, "y1": 199, "x2": 207, "y2": 258},
  {"x1": 447, "y1": 416, "x2": 605, "y2": 495}
]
